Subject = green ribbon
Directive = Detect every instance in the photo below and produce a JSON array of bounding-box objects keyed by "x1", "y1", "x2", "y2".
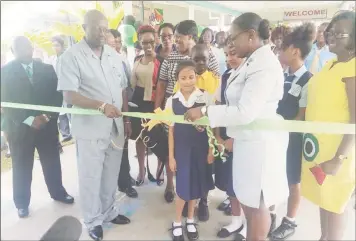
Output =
[{"x1": 1, "y1": 102, "x2": 355, "y2": 134}]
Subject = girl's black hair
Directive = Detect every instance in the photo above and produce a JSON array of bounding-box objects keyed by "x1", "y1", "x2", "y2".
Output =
[
  {"x1": 175, "y1": 20, "x2": 199, "y2": 43},
  {"x1": 198, "y1": 27, "x2": 214, "y2": 44},
  {"x1": 325, "y1": 10, "x2": 355, "y2": 50},
  {"x1": 282, "y1": 22, "x2": 316, "y2": 59},
  {"x1": 232, "y1": 12, "x2": 271, "y2": 40},
  {"x1": 158, "y1": 23, "x2": 174, "y2": 35},
  {"x1": 110, "y1": 29, "x2": 121, "y2": 38},
  {"x1": 175, "y1": 60, "x2": 196, "y2": 79}
]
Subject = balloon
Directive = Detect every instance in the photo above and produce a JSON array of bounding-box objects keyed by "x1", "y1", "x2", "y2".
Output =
[
  {"x1": 119, "y1": 25, "x2": 136, "y2": 47},
  {"x1": 197, "y1": 25, "x2": 205, "y2": 37}
]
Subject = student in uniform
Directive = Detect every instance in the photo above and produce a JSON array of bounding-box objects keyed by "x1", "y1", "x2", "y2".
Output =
[
  {"x1": 269, "y1": 23, "x2": 315, "y2": 241},
  {"x1": 185, "y1": 13, "x2": 289, "y2": 241},
  {"x1": 173, "y1": 44, "x2": 220, "y2": 95},
  {"x1": 215, "y1": 37, "x2": 245, "y2": 238},
  {"x1": 167, "y1": 60, "x2": 214, "y2": 241}
]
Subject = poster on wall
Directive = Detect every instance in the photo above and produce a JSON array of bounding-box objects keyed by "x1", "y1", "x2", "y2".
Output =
[
  {"x1": 149, "y1": 8, "x2": 164, "y2": 26},
  {"x1": 283, "y1": 9, "x2": 328, "y2": 21}
]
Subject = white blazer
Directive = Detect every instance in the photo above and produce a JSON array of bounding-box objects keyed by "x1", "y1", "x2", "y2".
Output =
[{"x1": 208, "y1": 45, "x2": 289, "y2": 208}]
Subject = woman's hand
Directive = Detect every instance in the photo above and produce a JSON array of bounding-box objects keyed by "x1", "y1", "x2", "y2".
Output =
[
  {"x1": 184, "y1": 107, "x2": 203, "y2": 122},
  {"x1": 207, "y1": 148, "x2": 215, "y2": 164},
  {"x1": 224, "y1": 138, "x2": 234, "y2": 152},
  {"x1": 216, "y1": 136, "x2": 225, "y2": 153},
  {"x1": 319, "y1": 157, "x2": 343, "y2": 176},
  {"x1": 169, "y1": 157, "x2": 177, "y2": 172}
]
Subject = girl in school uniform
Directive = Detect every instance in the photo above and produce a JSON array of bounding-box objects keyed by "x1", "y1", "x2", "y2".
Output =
[
  {"x1": 214, "y1": 37, "x2": 245, "y2": 238},
  {"x1": 166, "y1": 60, "x2": 214, "y2": 241},
  {"x1": 269, "y1": 23, "x2": 315, "y2": 240}
]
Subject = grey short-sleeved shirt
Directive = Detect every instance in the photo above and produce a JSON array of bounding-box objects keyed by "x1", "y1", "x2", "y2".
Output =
[{"x1": 57, "y1": 39, "x2": 128, "y2": 140}]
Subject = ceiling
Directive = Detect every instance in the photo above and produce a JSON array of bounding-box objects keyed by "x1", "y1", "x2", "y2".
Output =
[{"x1": 210, "y1": 1, "x2": 344, "y2": 13}]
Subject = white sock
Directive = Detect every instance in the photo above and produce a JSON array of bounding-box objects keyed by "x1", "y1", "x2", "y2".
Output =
[
  {"x1": 224, "y1": 216, "x2": 243, "y2": 233},
  {"x1": 186, "y1": 218, "x2": 197, "y2": 233},
  {"x1": 223, "y1": 198, "x2": 230, "y2": 205},
  {"x1": 173, "y1": 222, "x2": 182, "y2": 236},
  {"x1": 285, "y1": 216, "x2": 296, "y2": 222}
]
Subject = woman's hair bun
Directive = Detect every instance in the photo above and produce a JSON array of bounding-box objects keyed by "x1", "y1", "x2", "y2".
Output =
[{"x1": 258, "y1": 19, "x2": 270, "y2": 40}]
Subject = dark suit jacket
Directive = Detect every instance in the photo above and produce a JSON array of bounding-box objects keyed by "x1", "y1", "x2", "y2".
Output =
[{"x1": 1, "y1": 59, "x2": 62, "y2": 138}]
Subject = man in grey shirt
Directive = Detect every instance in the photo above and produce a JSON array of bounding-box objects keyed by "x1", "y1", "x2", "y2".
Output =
[{"x1": 57, "y1": 10, "x2": 131, "y2": 241}]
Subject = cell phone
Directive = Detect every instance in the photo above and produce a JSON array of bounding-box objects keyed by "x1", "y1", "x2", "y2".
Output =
[{"x1": 128, "y1": 102, "x2": 138, "y2": 108}]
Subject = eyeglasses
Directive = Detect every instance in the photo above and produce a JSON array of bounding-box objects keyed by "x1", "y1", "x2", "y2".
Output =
[
  {"x1": 325, "y1": 32, "x2": 350, "y2": 39},
  {"x1": 141, "y1": 41, "x2": 155, "y2": 46},
  {"x1": 160, "y1": 34, "x2": 173, "y2": 40}
]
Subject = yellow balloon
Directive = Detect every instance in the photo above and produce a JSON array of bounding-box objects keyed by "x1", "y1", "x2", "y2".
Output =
[{"x1": 133, "y1": 32, "x2": 138, "y2": 43}]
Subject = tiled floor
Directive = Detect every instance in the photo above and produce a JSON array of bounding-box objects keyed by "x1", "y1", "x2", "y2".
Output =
[{"x1": 1, "y1": 141, "x2": 355, "y2": 240}]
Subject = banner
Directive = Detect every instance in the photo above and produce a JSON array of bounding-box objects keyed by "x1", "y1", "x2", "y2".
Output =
[{"x1": 283, "y1": 9, "x2": 328, "y2": 21}]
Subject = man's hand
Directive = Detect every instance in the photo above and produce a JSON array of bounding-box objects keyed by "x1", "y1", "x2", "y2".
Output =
[
  {"x1": 224, "y1": 138, "x2": 234, "y2": 152},
  {"x1": 124, "y1": 121, "x2": 132, "y2": 139},
  {"x1": 104, "y1": 104, "x2": 122, "y2": 118},
  {"x1": 31, "y1": 115, "x2": 49, "y2": 130}
]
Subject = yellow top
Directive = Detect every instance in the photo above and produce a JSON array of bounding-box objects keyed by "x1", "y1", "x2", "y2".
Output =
[
  {"x1": 173, "y1": 70, "x2": 220, "y2": 95},
  {"x1": 301, "y1": 57, "x2": 355, "y2": 214}
]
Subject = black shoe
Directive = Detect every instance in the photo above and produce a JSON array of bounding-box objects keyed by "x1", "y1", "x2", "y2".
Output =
[
  {"x1": 89, "y1": 225, "x2": 103, "y2": 241},
  {"x1": 130, "y1": 177, "x2": 136, "y2": 186},
  {"x1": 217, "y1": 224, "x2": 244, "y2": 238},
  {"x1": 268, "y1": 213, "x2": 277, "y2": 236},
  {"x1": 18, "y1": 208, "x2": 29, "y2": 218},
  {"x1": 62, "y1": 136, "x2": 73, "y2": 143},
  {"x1": 186, "y1": 222, "x2": 199, "y2": 241},
  {"x1": 125, "y1": 187, "x2": 138, "y2": 198},
  {"x1": 53, "y1": 194, "x2": 74, "y2": 204},
  {"x1": 182, "y1": 202, "x2": 188, "y2": 218},
  {"x1": 135, "y1": 168, "x2": 146, "y2": 186},
  {"x1": 224, "y1": 204, "x2": 232, "y2": 216},
  {"x1": 169, "y1": 223, "x2": 184, "y2": 241},
  {"x1": 235, "y1": 233, "x2": 246, "y2": 241},
  {"x1": 217, "y1": 198, "x2": 230, "y2": 211},
  {"x1": 270, "y1": 217, "x2": 297, "y2": 240},
  {"x1": 164, "y1": 189, "x2": 175, "y2": 203},
  {"x1": 198, "y1": 199, "x2": 209, "y2": 222},
  {"x1": 111, "y1": 214, "x2": 130, "y2": 225}
]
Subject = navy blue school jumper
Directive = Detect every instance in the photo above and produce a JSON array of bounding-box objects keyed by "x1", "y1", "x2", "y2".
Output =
[
  {"x1": 172, "y1": 92, "x2": 215, "y2": 201},
  {"x1": 214, "y1": 69, "x2": 236, "y2": 197},
  {"x1": 277, "y1": 69, "x2": 312, "y2": 185}
]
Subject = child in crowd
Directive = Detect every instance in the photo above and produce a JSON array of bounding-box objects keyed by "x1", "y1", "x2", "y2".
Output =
[
  {"x1": 214, "y1": 37, "x2": 245, "y2": 238},
  {"x1": 269, "y1": 23, "x2": 315, "y2": 240},
  {"x1": 173, "y1": 44, "x2": 220, "y2": 95},
  {"x1": 166, "y1": 60, "x2": 214, "y2": 241}
]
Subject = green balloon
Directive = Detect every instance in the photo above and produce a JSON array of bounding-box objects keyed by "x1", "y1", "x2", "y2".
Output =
[{"x1": 119, "y1": 25, "x2": 136, "y2": 47}]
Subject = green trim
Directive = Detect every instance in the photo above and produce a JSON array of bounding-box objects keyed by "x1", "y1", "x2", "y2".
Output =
[
  {"x1": 182, "y1": 1, "x2": 242, "y2": 16},
  {"x1": 303, "y1": 133, "x2": 319, "y2": 162}
]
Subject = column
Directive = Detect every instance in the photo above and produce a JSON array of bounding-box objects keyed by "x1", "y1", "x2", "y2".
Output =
[{"x1": 189, "y1": 5, "x2": 195, "y2": 20}]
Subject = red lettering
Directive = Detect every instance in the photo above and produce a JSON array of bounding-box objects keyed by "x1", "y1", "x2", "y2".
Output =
[
  {"x1": 292, "y1": 11, "x2": 297, "y2": 16},
  {"x1": 314, "y1": 10, "x2": 321, "y2": 15},
  {"x1": 302, "y1": 11, "x2": 308, "y2": 16},
  {"x1": 284, "y1": 11, "x2": 293, "y2": 17},
  {"x1": 308, "y1": 10, "x2": 314, "y2": 15}
]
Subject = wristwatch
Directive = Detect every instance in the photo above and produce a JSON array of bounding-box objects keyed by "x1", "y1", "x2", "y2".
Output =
[
  {"x1": 201, "y1": 106, "x2": 208, "y2": 116},
  {"x1": 336, "y1": 154, "x2": 347, "y2": 161}
]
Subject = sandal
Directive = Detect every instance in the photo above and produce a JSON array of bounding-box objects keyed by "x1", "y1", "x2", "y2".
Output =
[
  {"x1": 186, "y1": 222, "x2": 199, "y2": 241},
  {"x1": 169, "y1": 224, "x2": 184, "y2": 241},
  {"x1": 135, "y1": 168, "x2": 146, "y2": 186}
]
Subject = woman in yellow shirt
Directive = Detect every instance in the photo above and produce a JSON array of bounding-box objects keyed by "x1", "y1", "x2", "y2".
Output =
[{"x1": 301, "y1": 11, "x2": 355, "y2": 241}]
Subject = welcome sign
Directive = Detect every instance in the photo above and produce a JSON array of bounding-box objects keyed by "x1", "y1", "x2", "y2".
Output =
[{"x1": 283, "y1": 9, "x2": 328, "y2": 20}]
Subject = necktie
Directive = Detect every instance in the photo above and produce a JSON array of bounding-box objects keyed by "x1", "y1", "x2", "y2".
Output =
[
  {"x1": 26, "y1": 65, "x2": 33, "y2": 82},
  {"x1": 285, "y1": 74, "x2": 295, "y2": 83}
]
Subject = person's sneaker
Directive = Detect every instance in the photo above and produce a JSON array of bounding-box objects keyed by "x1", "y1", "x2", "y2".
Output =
[
  {"x1": 270, "y1": 217, "x2": 297, "y2": 240},
  {"x1": 268, "y1": 213, "x2": 277, "y2": 237}
]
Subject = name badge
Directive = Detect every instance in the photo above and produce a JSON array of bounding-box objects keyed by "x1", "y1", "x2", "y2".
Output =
[{"x1": 288, "y1": 84, "x2": 302, "y2": 97}]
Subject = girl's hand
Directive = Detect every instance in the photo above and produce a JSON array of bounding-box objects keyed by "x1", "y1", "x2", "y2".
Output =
[
  {"x1": 207, "y1": 148, "x2": 215, "y2": 164},
  {"x1": 169, "y1": 157, "x2": 177, "y2": 172},
  {"x1": 224, "y1": 138, "x2": 234, "y2": 152},
  {"x1": 216, "y1": 136, "x2": 225, "y2": 153},
  {"x1": 184, "y1": 107, "x2": 203, "y2": 122},
  {"x1": 319, "y1": 157, "x2": 343, "y2": 176}
]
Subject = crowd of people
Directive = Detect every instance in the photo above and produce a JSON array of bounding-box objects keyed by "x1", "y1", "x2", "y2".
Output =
[{"x1": 1, "y1": 8, "x2": 355, "y2": 241}]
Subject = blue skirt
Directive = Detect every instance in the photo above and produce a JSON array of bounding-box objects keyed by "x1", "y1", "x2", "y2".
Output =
[{"x1": 214, "y1": 153, "x2": 236, "y2": 197}]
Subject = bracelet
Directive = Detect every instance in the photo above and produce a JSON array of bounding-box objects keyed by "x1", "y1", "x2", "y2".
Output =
[{"x1": 98, "y1": 103, "x2": 107, "y2": 114}]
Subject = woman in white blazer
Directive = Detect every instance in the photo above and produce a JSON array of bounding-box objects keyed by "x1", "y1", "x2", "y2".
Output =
[{"x1": 185, "y1": 12, "x2": 289, "y2": 241}]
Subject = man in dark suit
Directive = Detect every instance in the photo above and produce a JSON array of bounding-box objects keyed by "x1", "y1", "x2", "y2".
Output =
[{"x1": 1, "y1": 36, "x2": 74, "y2": 218}]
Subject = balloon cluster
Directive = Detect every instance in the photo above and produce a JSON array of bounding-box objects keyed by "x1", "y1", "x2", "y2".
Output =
[{"x1": 119, "y1": 15, "x2": 142, "y2": 47}]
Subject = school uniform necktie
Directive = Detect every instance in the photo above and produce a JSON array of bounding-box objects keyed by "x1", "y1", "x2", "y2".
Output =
[
  {"x1": 285, "y1": 74, "x2": 295, "y2": 84},
  {"x1": 26, "y1": 65, "x2": 33, "y2": 83}
]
